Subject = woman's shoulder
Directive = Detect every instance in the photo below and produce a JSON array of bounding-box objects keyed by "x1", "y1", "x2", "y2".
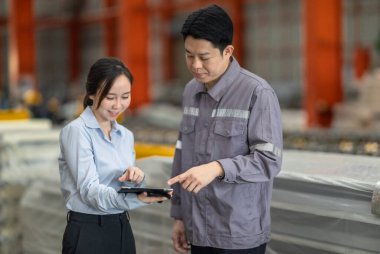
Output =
[{"x1": 60, "y1": 117, "x2": 87, "y2": 137}]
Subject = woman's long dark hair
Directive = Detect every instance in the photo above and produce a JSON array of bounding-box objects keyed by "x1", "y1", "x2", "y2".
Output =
[{"x1": 83, "y1": 57, "x2": 133, "y2": 109}]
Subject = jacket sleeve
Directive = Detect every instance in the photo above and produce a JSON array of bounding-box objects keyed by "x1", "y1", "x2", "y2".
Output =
[
  {"x1": 170, "y1": 130, "x2": 183, "y2": 219},
  {"x1": 217, "y1": 88, "x2": 283, "y2": 183}
]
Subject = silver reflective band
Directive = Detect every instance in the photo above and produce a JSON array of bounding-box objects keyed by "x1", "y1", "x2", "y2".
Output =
[
  {"x1": 184, "y1": 107, "x2": 199, "y2": 116},
  {"x1": 250, "y1": 143, "x2": 282, "y2": 157},
  {"x1": 211, "y1": 109, "x2": 249, "y2": 119},
  {"x1": 175, "y1": 140, "x2": 182, "y2": 150}
]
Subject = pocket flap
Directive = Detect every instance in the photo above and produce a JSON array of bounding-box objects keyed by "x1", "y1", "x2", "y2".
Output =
[
  {"x1": 214, "y1": 121, "x2": 245, "y2": 137},
  {"x1": 181, "y1": 117, "x2": 196, "y2": 134}
]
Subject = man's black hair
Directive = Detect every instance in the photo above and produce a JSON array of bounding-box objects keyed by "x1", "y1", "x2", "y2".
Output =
[{"x1": 181, "y1": 4, "x2": 233, "y2": 53}]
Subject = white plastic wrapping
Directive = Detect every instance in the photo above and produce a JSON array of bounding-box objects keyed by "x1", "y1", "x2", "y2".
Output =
[
  {"x1": 19, "y1": 177, "x2": 65, "y2": 254},
  {"x1": 16, "y1": 150, "x2": 380, "y2": 254},
  {"x1": 268, "y1": 150, "x2": 380, "y2": 254},
  {"x1": 0, "y1": 120, "x2": 60, "y2": 254}
]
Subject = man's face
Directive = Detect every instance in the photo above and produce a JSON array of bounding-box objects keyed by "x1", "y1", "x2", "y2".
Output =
[{"x1": 184, "y1": 36, "x2": 233, "y2": 88}]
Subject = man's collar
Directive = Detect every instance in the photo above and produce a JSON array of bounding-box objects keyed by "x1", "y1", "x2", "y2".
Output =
[{"x1": 194, "y1": 57, "x2": 240, "y2": 101}]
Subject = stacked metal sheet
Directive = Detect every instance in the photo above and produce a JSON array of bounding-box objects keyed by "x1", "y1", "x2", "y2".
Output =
[
  {"x1": 18, "y1": 156, "x2": 176, "y2": 254},
  {"x1": 17, "y1": 151, "x2": 380, "y2": 254},
  {"x1": 268, "y1": 150, "x2": 380, "y2": 254},
  {"x1": 129, "y1": 156, "x2": 176, "y2": 254},
  {"x1": 20, "y1": 178, "x2": 65, "y2": 254},
  {"x1": 0, "y1": 119, "x2": 60, "y2": 254}
]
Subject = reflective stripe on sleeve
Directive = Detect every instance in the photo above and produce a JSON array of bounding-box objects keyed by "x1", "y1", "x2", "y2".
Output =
[
  {"x1": 184, "y1": 107, "x2": 199, "y2": 116},
  {"x1": 175, "y1": 140, "x2": 182, "y2": 150},
  {"x1": 250, "y1": 143, "x2": 282, "y2": 157}
]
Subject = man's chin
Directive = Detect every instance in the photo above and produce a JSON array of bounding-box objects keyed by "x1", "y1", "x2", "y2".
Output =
[{"x1": 194, "y1": 77, "x2": 209, "y2": 84}]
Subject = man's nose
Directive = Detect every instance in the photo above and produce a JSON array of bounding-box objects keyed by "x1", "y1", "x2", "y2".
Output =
[{"x1": 191, "y1": 57, "x2": 202, "y2": 69}]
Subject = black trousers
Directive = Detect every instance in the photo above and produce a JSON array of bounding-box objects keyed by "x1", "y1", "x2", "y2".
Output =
[
  {"x1": 191, "y1": 243, "x2": 267, "y2": 254},
  {"x1": 62, "y1": 211, "x2": 135, "y2": 254}
]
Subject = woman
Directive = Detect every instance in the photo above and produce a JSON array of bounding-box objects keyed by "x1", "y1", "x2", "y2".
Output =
[{"x1": 58, "y1": 57, "x2": 168, "y2": 254}]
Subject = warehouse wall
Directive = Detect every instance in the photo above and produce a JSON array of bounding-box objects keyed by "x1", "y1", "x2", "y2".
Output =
[{"x1": 0, "y1": 0, "x2": 380, "y2": 113}]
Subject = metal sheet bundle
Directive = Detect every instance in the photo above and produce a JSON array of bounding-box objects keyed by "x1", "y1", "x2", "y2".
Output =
[{"x1": 0, "y1": 119, "x2": 60, "y2": 254}]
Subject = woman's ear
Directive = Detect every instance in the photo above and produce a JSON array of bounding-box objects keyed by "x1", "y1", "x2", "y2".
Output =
[{"x1": 88, "y1": 94, "x2": 96, "y2": 106}]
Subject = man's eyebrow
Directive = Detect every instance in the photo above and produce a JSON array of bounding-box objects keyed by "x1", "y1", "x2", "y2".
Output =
[{"x1": 185, "y1": 49, "x2": 210, "y2": 56}]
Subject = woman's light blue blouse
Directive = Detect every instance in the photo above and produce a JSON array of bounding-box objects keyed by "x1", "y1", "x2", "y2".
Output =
[{"x1": 58, "y1": 106, "x2": 147, "y2": 215}]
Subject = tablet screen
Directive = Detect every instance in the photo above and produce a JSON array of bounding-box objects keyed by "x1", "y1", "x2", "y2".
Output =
[{"x1": 118, "y1": 186, "x2": 173, "y2": 199}]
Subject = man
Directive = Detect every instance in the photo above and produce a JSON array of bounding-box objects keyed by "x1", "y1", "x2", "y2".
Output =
[{"x1": 167, "y1": 4, "x2": 283, "y2": 254}]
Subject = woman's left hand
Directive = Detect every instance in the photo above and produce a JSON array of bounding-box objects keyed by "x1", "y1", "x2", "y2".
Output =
[
  {"x1": 118, "y1": 166, "x2": 145, "y2": 184},
  {"x1": 137, "y1": 191, "x2": 173, "y2": 204}
]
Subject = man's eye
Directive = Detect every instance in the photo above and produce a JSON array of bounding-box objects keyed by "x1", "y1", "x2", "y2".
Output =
[
  {"x1": 122, "y1": 96, "x2": 130, "y2": 100},
  {"x1": 106, "y1": 97, "x2": 114, "y2": 100}
]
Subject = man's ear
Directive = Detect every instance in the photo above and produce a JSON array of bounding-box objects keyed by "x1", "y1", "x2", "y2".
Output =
[{"x1": 224, "y1": 45, "x2": 234, "y2": 57}]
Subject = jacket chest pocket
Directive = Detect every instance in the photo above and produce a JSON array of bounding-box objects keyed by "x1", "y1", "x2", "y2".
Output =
[
  {"x1": 212, "y1": 120, "x2": 247, "y2": 157},
  {"x1": 181, "y1": 116, "x2": 196, "y2": 135}
]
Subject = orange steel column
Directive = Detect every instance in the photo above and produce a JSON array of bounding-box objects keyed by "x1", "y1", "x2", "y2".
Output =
[
  {"x1": 304, "y1": 0, "x2": 342, "y2": 128},
  {"x1": 9, "y1": 0, "x2": 36, "y2": 98},
  {"x1": 118, "y1": 0, "x2": 150, "y2": 109},
  {"x1": 104, "y1": 0, "x2": 117, "y2": 56}
]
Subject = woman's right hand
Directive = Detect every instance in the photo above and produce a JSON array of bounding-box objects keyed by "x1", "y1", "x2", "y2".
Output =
[{"x1": 118, "y1": 166, "x2": 145, "y2": 184}]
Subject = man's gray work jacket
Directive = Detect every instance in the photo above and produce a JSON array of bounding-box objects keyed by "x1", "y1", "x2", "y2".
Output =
[{"x1": 170, "y1": 57, "x2": 283, "y2": 249}]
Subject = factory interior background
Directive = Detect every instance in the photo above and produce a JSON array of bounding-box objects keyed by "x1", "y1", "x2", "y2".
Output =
[{"x1": 1, "y1": 0, "x2": 380, "y2": 254}]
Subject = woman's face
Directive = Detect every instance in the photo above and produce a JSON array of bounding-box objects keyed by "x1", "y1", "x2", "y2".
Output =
[{"x1": 90, "y1": 74, "x2": 131, "y2": 123}]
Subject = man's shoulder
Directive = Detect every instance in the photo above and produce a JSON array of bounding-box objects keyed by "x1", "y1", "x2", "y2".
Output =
[
  {"x1": 238, "y1": 68, "x2": 273, "y2": 92},
  {"x1": 183, "y1": 79, "x2": 199, "y2": 94}
]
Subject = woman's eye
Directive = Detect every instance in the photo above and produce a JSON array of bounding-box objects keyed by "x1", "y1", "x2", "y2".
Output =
[
  {"x1": 122, "y1": 96, "x2": 129, "y2": 100},
  {"x1": 106, "y1": 97, "x2": 114, "y2": 100}
]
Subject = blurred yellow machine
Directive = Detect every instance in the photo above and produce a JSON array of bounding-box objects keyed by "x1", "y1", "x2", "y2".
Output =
[{"x1": 0, "y1": 108, "x2": 30, "y2": 120}]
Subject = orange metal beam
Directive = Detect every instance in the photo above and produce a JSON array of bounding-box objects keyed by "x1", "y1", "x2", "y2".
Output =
[
  {"x1": 118, "y1": 0, "x2": 150, "y2": 109},
  {"x1": 148, "y1": 0, "x2": 216, "y2": 14},
  {"x1": 0, "y1": 16, "x2": 6, "y2": 27},
  {"x1": 36, "y1": 7, "x2": 119, "y2": 29},
  {"x1": 8, "y1": 0, "x2": 36, "y2": 100},
  {"x1": 104, "y1": 0, "x2": 117, "y2": 56},
  {"x1": 304, "y1": 0, "x2": 342, "y2": 128}
]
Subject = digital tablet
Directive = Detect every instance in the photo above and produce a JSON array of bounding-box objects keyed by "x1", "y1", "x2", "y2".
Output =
[{"x1": 118, "y1": 186, "x2": 173, "y2": 199}]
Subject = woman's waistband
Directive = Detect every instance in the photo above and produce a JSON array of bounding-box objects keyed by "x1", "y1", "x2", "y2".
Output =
[{"x1": 67, "y1": 210, "x2": 129, "y2": 225}]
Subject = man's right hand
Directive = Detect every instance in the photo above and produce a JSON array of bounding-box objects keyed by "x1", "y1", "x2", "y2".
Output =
[{"x1": 172, "y1": 219, "x2": 190, "y2": 253}]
